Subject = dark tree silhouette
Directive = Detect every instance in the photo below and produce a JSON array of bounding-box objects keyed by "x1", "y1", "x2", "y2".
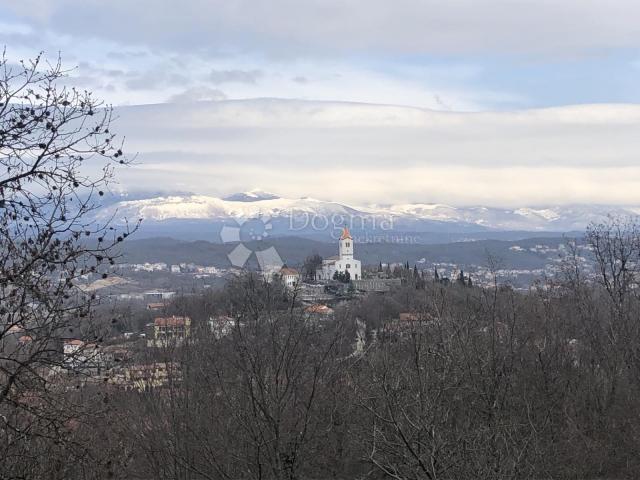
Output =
[
  {"x1": 302, "y1": 252, "x2": 323, "y2": 280},
  {"x1": 0, "y1": 51, "x2": 137, "y2": 477}
]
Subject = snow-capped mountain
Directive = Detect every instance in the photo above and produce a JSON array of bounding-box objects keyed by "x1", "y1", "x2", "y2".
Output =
[
  {"x1": 222, "y1": 189, "x2": 280, "y2": 202},
  {"x1": 97, "y1": 193, "x2": 366, "y2": 222},
  {"x1": 384, "y1": 203, "x2": 636, "y2": 231},
  {"x1": 96, "y1": 191, "x2": 640, "y2": 240}
]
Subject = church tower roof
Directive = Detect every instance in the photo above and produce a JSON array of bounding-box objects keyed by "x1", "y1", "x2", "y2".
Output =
[{"x1": 340, "y1": 225, "x2": 352, "y2": 240}]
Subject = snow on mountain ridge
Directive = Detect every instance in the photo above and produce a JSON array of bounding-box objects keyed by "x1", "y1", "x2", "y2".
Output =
[
  {"x1": 222, "y1": 189, "x2": 280, "y2": 202},
  {"x1": 96, "y1": 194, "x2": 369, "y2": 222},
  {"x1": 387, "y1": 204, "x2": 463, "y2": 223},
  {"x1": 96, "y1": 193, "x2": 640, "y2": 232},
  {"x1": 514, "y1": 208, "x2": 561, "y2": 222}
]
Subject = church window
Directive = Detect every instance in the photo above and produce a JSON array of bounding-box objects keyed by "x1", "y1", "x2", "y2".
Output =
[
  {"x1": 346, "y1": 264, "x2": 351, "y2": 269},
  {"x1": 346, "y1": 242, "x2": 350, "y2": 247}
]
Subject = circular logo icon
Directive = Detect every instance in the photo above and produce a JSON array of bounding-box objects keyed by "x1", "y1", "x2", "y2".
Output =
[{"x1": 219, "y1": 215, "x2": 283, "y2": 270}]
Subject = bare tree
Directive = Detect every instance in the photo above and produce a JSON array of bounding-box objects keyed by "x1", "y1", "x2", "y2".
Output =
[
  {"x1": 0, "y1": 51, "x2": 136, "y2": 477},
  {"x1": 302, "y1": 253, "x2": 322, "y2": 281},
  {"x1": 118, "y1": 273, "x2": 351, "y2": 480},
  {"x1": 581, "y1": 217, "x2": 640, "y2": 414}
]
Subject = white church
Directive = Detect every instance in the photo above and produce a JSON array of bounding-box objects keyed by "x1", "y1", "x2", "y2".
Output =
[{"x1": 316, "y1": 226, "x2": 362, "y2": 281}]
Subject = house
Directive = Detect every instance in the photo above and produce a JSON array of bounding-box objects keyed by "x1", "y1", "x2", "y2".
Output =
[
  {"x1": 0, "y1": 325, "x2": 36, "y2": 360},
  {"x1": 63, "y1": 339, "x2": 113, "y2": 373},
  {"x1": 117, "y1": 362, "x2": 180, "y2": 391},
  {"x1": 304, "y1": 304, "x2": 334, "y2": 316},
  {"x1": 398, "y1": 312, "x2": 436, "y2": 323},
  {"x1": 63, "y1": 339, "x2": 89, "y2": 370},
  {"x1": 399, "y1": 312, "x2": 420, "y2": 322},
  {"x1": 147, "y1": 316, "x2": 191, "y2": 348},
  {"x1": 380, "y1": 312, "x2": 436, "y2": 337},
  {"x1": 316, "y1": 226, "x2": 362, "y2": 281},
  {"x1": 298, "y1": 283, "x2": 333, "y2": 302},
  {"x1": 208, "y1": 315, "x2": 237, "y2": 339},
  {"x1": 63, "y1": 339, "x2": 85, "y2": 357},
  {"x1": 279, "y1": 266, "x2": 300, "y2": 288},
  {"x1": 0, "y1": 324, "x2": 25, "y2": 351},
  {"x1": 143, "y1": 291, "x2": 176, "y2": 302}
]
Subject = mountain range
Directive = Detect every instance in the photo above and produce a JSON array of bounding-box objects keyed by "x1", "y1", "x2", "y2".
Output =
[{"x1": 95, "y1": 190, "x2": 637, "y2": 243}]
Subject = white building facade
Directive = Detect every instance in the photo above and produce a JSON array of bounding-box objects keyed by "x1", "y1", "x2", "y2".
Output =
[
  {"x1": 279, "y1": 266, "x2": 300, "y2": 288},
  {"x1": 316, "y1": 226, "x2": 362, "y2": 281}
]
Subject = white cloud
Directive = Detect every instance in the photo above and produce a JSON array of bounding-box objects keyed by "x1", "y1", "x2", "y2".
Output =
[
  {"x1": 210, "y1": 69, "x2": 263, "y2": 85},
  {"x1": 107, "y1": 99, "x2": 640, "y2": 206}
]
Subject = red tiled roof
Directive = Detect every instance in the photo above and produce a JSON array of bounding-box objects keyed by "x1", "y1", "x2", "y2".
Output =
[
  {"x1": 305, "y1": 304, "x2": 334, "y2": 314},
  {"x1": 280, "y1": 267, "x2": 299, "y2": 276}
]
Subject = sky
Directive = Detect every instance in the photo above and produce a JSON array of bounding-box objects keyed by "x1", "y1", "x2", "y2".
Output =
[{"x1": 1, "y1": 0, "x2": 640, "y2": 206}]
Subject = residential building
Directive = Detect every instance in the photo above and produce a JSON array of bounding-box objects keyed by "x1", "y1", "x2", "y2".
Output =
[
  {"x1": 147, "y1": 316, "x2": 191, "y2": 348},
  {"x1": 280, "y1": 266, "x2": 300, "y2": 288},
  {"x1": 208, "y1": 315, "x2": 237, "y2": 339},
  {"x1": 116, "y1": 362, "x2": 180, "y2": 391},
  {"x1": 143, "y1": 291, "x2": 176, "y2": 302},
  {"x1": 304, "y1": 304, "x2": 334, "y2": 316}
]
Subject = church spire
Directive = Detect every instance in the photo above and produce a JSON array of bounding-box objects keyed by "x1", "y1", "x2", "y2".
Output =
[{"x1": 340, "y1": 225, "x2": 352, "y2": 240}]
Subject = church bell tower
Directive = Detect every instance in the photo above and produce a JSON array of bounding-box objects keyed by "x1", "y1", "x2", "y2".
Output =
[{"x1": 339, "y1": 226, "x2": 353, "y2": 260}]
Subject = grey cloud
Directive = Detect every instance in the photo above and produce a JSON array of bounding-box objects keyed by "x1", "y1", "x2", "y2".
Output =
[
  {"x1": 0, "y1": 31, "x2": 41, "y2": 49},
  {"x1": 3, "y1": 0, "x2": 640, "y2": 57},
  {"x1": 77, "y1": 61, "x2": 125, "y2": 78},
  {"x1": 292, "y1": 76, "x2": 308, "y2": 84},
  {"x1": 167, "y1": 86, "x2": 227, "y2": 103},
  {"x1": 209, "y1": 69, "x2": 263, "y2": 85},
  {"x1": 53, "y1": 61, "x2": 127, "y2": 95},
  {"x1": 106, "y1": 50, "x2": 149, "y2": 60},
  {"x1": 105, "y1": 69, "x2": 125, "y2": 78},
  {"x1": 433, "y1": 95, "x2": 452, "y2": 111},
  {"x1": 65, "y1": 75, "x2": 101, "y2": 88},
  {"x1": 70, "y1": 58, "x2": 188, "y2": 96},
  {"x1": 124, "y1": 69, "x2": 189, "y2": 91}
]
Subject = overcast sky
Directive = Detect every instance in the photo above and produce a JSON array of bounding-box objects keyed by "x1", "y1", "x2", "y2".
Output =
[{"x1": 1, "y1": 1, "x2": 639, "y2": 206}]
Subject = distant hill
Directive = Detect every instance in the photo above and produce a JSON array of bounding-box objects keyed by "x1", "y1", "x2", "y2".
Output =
[{"x1": 118, "y1": 235, "x2": 574, "y2": 270}]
